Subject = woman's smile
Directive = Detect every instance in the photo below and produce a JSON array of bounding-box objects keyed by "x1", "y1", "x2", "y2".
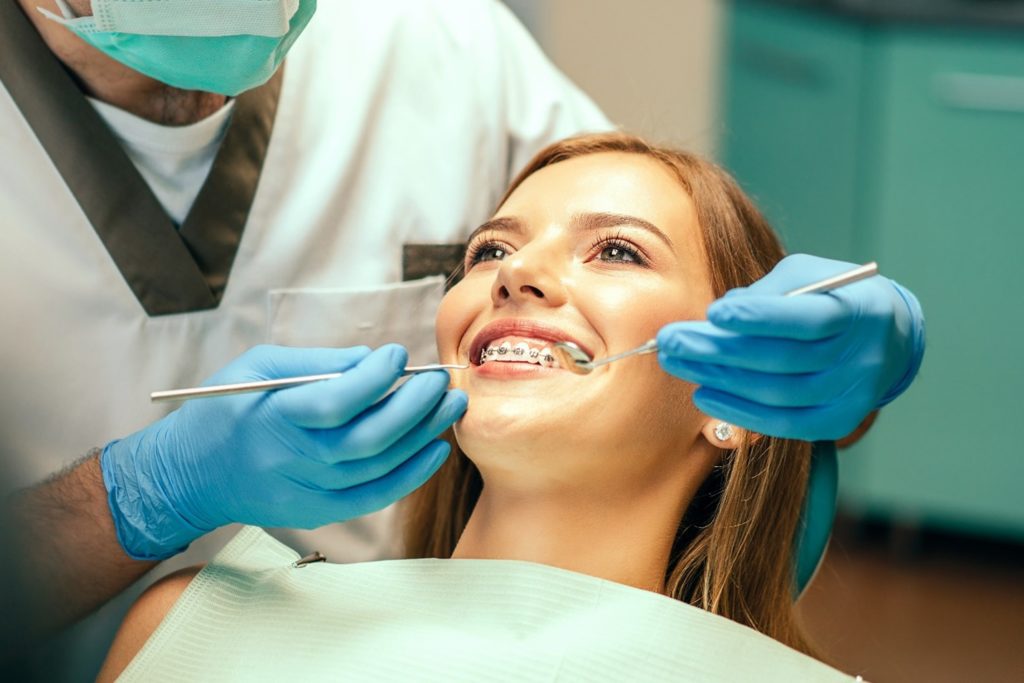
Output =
[{"x1": 466, "y1": 317, "x2": 596, "y2": 378}]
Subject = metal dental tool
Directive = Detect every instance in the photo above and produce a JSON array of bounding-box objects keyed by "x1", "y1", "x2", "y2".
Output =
[
  {"x1": 551, "y1": 261, "x2": 879, "y2": 375},
  {"x1": 150, "y1": 363, "x2": 469, "y2": 403}
]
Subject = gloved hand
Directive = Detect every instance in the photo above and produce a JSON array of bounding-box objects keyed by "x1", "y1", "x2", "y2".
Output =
[
  {"x1": 657, "y1": 254, "x2": 925, "y2": 441},
  {"x1": 101, "y1": 344, "x2": 466, "y2": 561}
]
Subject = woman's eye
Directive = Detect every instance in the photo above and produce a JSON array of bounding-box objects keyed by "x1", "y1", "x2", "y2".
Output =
[
  {"x1": 599, "y1": 244, "x2": 642, "y2": 264},
  {"x1": 468, "y1": 244, "x2": 508, "y2": 265}
]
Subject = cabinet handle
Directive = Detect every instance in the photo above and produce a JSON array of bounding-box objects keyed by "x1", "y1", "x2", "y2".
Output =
[
  {"x1": 933, "y1": 72, "x2": 1024, "y2": 114},
  {"x1": 736, "y1": 41, "x2": 825, "y2": 88}
]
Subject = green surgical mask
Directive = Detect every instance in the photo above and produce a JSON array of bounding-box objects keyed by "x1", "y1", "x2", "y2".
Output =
[{"x1": 39, "y1": 0, "x2": 317, "y2": 96}]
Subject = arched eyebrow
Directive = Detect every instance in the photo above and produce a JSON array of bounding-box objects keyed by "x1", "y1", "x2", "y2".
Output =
[
  {"x1": 465, "y1": 212, "x2": 673, "y2": 248},
  {"x1": 573, "y1": 212, "x2": 673, "y2": 248},
  {"x1": 466, "y1": 216, "x2": 523, "y2": 245}
]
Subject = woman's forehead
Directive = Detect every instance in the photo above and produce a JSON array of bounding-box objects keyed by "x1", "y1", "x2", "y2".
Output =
[
  {"x1": 497, "y1": 152, "x2": 698, "y2": 241},
  {"x1": 493, "y1": 153, "x2": 710, "y2": 280}
]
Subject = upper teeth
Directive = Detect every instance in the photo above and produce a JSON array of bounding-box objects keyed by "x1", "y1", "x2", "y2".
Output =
[{"x1": 480, "y1": 341, "x2": 558, "y2": 367}]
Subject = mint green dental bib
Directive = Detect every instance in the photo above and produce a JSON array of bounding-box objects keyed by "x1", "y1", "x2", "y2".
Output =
[{"x1": 120, "y1": 527, "x2": 852, "y2": 682}]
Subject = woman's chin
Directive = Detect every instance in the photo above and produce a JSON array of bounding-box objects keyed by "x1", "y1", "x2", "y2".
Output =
[{"x1": 454, "y1": 395, "x2": 568, "y2": 452}]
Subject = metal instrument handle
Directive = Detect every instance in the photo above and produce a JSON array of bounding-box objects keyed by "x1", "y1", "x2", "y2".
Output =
[{"x1": 150, "y1": 364, "x2": 468, "y2": 403}]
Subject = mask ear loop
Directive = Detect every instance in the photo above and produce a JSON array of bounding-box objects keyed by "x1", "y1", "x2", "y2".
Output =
[
  {"x1": 40, "y1": 0, "x2": 301, "y2": 38},
  {"x1": 37, "y1": 1, "x2": 103, "y2": 35}
]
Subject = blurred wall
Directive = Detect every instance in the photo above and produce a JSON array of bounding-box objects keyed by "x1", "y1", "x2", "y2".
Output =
[{"x1": 506, "y1": 0, "x2": 725, "y2": 156}]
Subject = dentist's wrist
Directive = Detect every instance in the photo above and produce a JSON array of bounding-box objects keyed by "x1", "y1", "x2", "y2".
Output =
[{"x1": 100, "y1": 436, "x2": 203, "y2": 562}]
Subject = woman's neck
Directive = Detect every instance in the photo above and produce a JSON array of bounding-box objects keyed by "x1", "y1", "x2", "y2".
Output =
[{"x1": 451, "y1": 472, "x2": 698, "y2": 594}]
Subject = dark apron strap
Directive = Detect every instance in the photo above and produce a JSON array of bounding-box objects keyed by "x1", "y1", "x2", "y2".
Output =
[
  {"x1": 0, "y1": 3, "x2": 283, "y2": 316},
  {"x1": 178, "y1": 69, "x2": 283, "y2": 304}
]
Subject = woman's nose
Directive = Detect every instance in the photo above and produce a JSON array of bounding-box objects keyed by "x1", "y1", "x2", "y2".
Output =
[{"x1": 490, "y1": 243, "x2": 569, "y2": 308}]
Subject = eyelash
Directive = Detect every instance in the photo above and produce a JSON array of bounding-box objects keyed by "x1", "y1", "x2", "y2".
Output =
[
  {"x1": 592, "y1": 233, "x2": 649, "y2": 267},
  {"x1": 465, "y1": 235, "x2": 512, "y2": 267},
  {"x1": 464, "y1": 232, "x2": 649, "y2": 268}
]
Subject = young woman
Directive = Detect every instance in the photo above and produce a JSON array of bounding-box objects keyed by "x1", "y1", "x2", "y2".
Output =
[{"x1": 98, "y1": 134, "x2": 853, "y2": 682}]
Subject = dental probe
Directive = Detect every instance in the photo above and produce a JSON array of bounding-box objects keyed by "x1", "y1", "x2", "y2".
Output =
[
  {"x1": 552, "y1": 261, "x2": 879, "y2": 375},
  {"x1": 150, "y1": 364, "x2": 469, "y2": 403}
]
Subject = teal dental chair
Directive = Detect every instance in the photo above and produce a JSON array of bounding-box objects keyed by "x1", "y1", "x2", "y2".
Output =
[{"x1": 794, "y1": 441, "x2": 839, "y2": 597}]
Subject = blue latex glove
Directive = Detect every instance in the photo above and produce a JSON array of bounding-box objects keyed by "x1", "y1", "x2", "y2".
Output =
[
  {"x1": 657, "y1": 254, "x2": 925, "y2": 441},
  {"x1": 101, "y1": 344, "x2": 466, "y2": 561}
]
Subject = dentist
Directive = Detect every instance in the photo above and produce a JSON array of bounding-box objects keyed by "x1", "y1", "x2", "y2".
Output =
[
  {"x1": 0, "y1": 0, "x2": 608, "y2": 671},
  {"x1": 1, "y1": 0, "x2": 922, "y2": 675}
]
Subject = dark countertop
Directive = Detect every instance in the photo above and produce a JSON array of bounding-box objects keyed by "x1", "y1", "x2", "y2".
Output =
[{"x1": 741, "y1": 0, "x2": 1024, "y2": 29}]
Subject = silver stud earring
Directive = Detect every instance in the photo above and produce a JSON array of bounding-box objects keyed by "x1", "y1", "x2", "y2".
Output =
[{"x1": 713, "y1": 422, "x2": 734, "y2": 442}]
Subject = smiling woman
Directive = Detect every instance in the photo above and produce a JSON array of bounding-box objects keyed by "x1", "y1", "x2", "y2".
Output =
[
  {"x1": 98, "y1": 134, "x2": 850, "y2": 682},
  {"x1": 410, "y1": 132, "x2": 815, "y2": 646}
]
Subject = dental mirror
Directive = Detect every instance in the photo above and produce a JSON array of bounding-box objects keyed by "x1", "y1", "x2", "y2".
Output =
[
  {"x1": 552, "y1": 340, "x2": 657, "y2": 375},
  {"x1": 550, "y1": 342, "x2": 593, "y2": 374},
  {"x1": 553, "y1": 261, "x2": 879, "y2": 376}
]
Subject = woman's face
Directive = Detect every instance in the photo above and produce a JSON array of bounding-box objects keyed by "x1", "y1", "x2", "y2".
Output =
[{"x1": 436, "y1": 152, "x2": 720, "y2": 492}]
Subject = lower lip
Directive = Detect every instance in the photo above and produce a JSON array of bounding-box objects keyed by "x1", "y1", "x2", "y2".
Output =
[{"x1": 472, "y1": 361, "x2": 563, "y2": 378}]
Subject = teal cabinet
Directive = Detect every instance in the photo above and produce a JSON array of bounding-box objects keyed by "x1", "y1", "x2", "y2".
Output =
[
  {"x1": 722, "y1": 1, "x2": 1024, "y2": 539},
  {"x1": 723, "y1": 4, "x2": 865, "y2": 261}
]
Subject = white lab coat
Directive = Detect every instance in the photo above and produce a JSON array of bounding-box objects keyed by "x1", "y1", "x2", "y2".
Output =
[{"x1": 0, "y1": 0, "x2": 610, "y2": 676}]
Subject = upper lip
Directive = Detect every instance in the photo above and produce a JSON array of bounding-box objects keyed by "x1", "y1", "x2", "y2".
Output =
[{"x1": 468, "y1": 319, "x2": 594, "y2": 366}]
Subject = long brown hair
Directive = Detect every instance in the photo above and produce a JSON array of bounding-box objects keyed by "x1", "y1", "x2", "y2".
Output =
[{"x1": 403, "y1": 133, "x2": 814, "y2": 653}]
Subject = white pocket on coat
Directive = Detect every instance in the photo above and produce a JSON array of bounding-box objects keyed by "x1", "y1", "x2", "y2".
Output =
[
  {"x1": 266, "y1": 275, "x2": 446, "y2": 365},
  {"x1": 263, "y1": 276, "x2": 447, "y2": 563}
]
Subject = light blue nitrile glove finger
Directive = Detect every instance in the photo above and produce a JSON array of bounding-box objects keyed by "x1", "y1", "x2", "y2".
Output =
[
  {"x1": 657, "y1": 254, "x2": 925, "y2": 441},
  {"x1": 100, "y1": 344, "x2": 467, "y2": 561}
]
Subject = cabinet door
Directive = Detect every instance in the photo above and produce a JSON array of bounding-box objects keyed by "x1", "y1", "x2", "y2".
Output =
[
  {"x1": 721, "y1": 1, "x2": 865, "y2": 261},
  {"x1": 842, "y1": 26, "x2": 1024, "y2": 538}
]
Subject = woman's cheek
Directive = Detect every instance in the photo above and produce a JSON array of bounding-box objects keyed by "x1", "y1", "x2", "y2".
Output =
[{"x1": 435, "y1": 277, "x2": 485, "y2": 363}]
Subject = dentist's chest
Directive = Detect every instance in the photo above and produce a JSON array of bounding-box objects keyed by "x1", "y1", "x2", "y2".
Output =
[
  {"x1": 225, "y1": 128, "x2": 491, "y2": 364},
  {"x1": 221, "y1": 26, "x2": 511, "y2": 360}
]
